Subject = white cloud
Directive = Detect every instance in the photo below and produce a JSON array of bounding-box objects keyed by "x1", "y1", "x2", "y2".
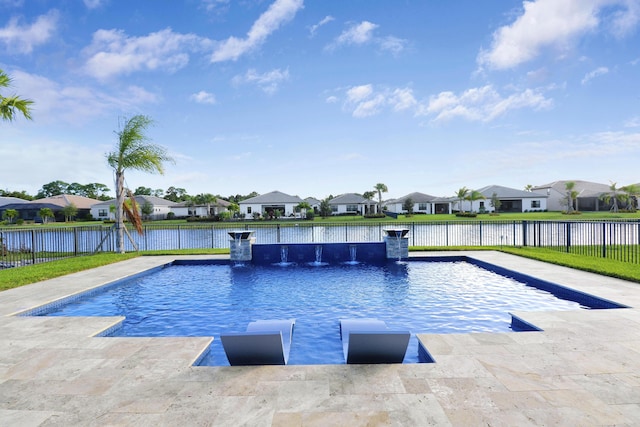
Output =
[
  {"x1": 335, "y1": 21, "x2": 378, "y2": 46},
  {"x1": 83, "y1": 28, "x2": 206, "y2": 80},
  {"x1": 0, "y1": 1, "x2": 25, "y2": 7},
  {"x1": 325, "y1": 95, "x2": 338, "y2": 104},
  {"x1": 607, "y1": 0, "x2": 640, "y2": 37},
  {"x1": 309, "y1": 15, "x2": 334, "y2": 37},
  {"x1": 423, "y1": 85, "x2": 552, "y2": 123},
  {"x1": 341, "y1": 84, "x2": 417, "y2": 118},
  {"x1": 326, "y1": 20, "x2": 407, "y2": 54},
  {"x1": 0, "y1": 10, "x2": 58, "y2": 54},
  {"x1": 390, "y1": 88, "x2": 418, "y2": 111},
  {"x1": 478, "y1": 0, "x2": 640, "y2": 70},
  {"x1": 581, "y1": 66, "x2": 609, "y2": 84},
  {"x1": 211, "y1": 0, "x2": 304, "y2": 63},
  {"x1": 10, "y1": 69, "x2": 157, "y2": 124},
  {"x1": 346, "y1": 84, "x2": 373, "y2": 103},
  {"x1": 83, "y1": 0, "x2": 107, "y2": 9},
  {"x1": 232, "y1": 68, "x2": 290, "y2": 94},
  {"x1": 200, "y1": 0, "x2": 230, "y2": 14},
  {"x1": 624, "y1": 116, "x2": 640, "y2": 127},
  {"x1": 190, "y1": 90, "x2": 216, "y2": 104},
  {"x1": 378, "y1": 36, "x2": 408, "y2": 55}
]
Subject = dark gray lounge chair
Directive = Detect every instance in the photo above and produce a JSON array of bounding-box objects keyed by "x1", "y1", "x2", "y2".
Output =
[
  {"x1": 339, "y1": 318, "x2": 410, "y2": 364},
  {"x1": 220, "y1": 319, "x2": 295, "y2": 366}
]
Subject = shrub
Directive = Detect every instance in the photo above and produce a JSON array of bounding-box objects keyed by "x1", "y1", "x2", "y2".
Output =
[{"x1": 455, "y1": 212, "x2": 477, "y2": 218}]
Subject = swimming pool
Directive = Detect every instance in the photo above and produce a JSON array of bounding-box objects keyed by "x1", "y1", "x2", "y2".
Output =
[{"x1": 31, "y1": 257, "x2": 622, "y2": 365}]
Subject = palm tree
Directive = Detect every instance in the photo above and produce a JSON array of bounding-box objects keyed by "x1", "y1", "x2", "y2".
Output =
[
  {"x1": 194, "y1": 193, "x2": 217, "y2": 217},
  {"x1": 465, "y1": 190, "x2": 486, "y2": 213},
  {"x1": 374, "y1": 183, "x2": 388, "y2": 214},
  {"x1": 362, "y1": 190, "x2": 376, "y2": 215},
  {"x1": 455, "y1": 187, "x2": 469, "y2": 213},
  {"x1": 0, "y1": 68, "x2": 33, "y2": 122},
  {"x1": 564, "y1": 181, "x2": 576, "y2": 212},
  {"x1": 621, "y1": 184, "x2": 639, "y2": 211},
  {"x1": 600, "y1": 182, "x2": 626, "y2": 213},
  {"x1": 106, "y1": 115, "x2": 174, "y2": 253},
  {"x1": 38, "y1": 208, "x2": 54, "y2": 224}
]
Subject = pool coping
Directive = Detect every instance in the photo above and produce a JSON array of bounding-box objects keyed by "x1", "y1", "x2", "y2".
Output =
[{"x1": 1, "y1": 251, "x2": 640, "y2": 425}]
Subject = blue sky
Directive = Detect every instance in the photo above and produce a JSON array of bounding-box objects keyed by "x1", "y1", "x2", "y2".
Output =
[{"x1": 1, "y1": 0, "x2": 639, "y2": 200}]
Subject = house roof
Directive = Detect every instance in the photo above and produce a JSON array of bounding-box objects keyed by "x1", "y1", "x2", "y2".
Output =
[
  {"x1": 0, "y1": 202, "x2": 62, "y2": 211},
  {"x1": 531, "y1": 180, "x2": 610, "y2": 198},
  {"x1": 32, "y1": 194, "x2": 103, "y2": 209},
  {"x1": 174, "y1": 198, "x2": 231, "y2": 208},
  {"x1": 389, "y1": 192, "x2": 436, "y2": 204},
  {"x1": 0, "y1": 196, "x2": 30, "y2": 207},
  {"x1": 476, "y1": 185, "x2": 547, "y2": 199},
  {"x1": 304, "y1": 197, "x2": 321, "y2": 205},
  {"x1": 239, "y1": 191, "x2": 303, "y2": 204},
  {"x1": 91, "y1": 195, "x2": 179, "y2": 208},
  {"x1": 328, "y1": 193, "x2": 367, "y2": 204}
]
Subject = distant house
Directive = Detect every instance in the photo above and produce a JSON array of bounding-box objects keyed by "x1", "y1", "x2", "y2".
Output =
[
  {"x1": 304, "y1": 197, "x2": 321, "y2": 213},
  {"x1": 455, "y1": 185, "x2": 548, "y2": 213},
  {"x1": 328, "y1": 193, "x2": 368, "y2": 215},
  {"x1": 1, "y1": 194, "x2": 101, "y2": 222},
  {"x1": 239, "y1": 191, "x2": 304, "y2": 218},
  {"x1": 386, "y1": 192, "x2": 438, "y2": 214},
  {"x1": 171, "y1": 199, "x2": 231, "y2": 218},
  {"x1": 90, "y1": 196, "x2": 178, "y2": 221},
  {"x1": 531, "y1": 180, "x2": 613, "y2": 212}
]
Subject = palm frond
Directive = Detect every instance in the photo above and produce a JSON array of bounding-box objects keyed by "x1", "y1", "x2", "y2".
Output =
[{"x1": 123, "y1": 190, "x2": 144, "y2": 235}]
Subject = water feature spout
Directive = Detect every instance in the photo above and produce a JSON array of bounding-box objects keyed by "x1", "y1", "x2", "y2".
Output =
[
  {"x1": 280, "y1": 246, "x2": 288, "y2": 264},
  {"x1": 315, "y1": 245, "x2": 323, "y2": 263}
]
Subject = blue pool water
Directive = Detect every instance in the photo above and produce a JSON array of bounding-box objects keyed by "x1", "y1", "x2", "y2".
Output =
[{"x1": 37, "y1": 259, "x2": 595, "y2": 365}]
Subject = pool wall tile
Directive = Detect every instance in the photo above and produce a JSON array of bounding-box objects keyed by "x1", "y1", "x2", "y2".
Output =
[{"x1": 251, "y1": 242, "x2": 386, "y2": 265}]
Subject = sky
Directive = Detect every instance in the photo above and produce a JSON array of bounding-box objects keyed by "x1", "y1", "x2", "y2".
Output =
[{"x1": 1, "y1": 0, "x2": 639, "y2": 201}]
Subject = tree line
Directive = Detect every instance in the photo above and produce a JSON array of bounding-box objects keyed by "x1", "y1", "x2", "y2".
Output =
[{"x1": 0, "y1": 182, "x2": 261, "y2": 205}]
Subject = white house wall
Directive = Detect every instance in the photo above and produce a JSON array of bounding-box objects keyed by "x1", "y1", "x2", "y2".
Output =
[
  {"x1": 240, "y1": 203, "x2": 298, "y2": 217},
  {"x1": 460, "y1": 198, "x2": 547, "y2": 213}
]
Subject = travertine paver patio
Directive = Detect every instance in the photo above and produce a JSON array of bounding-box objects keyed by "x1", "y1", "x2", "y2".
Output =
[{"x1": 1, "y1": 251, "x2": 639, "y2": 426}]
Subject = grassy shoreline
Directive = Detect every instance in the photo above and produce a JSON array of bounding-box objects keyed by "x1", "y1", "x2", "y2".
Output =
[{"x1": 2, "y1": 210, "x2": 640, "y2": 230}]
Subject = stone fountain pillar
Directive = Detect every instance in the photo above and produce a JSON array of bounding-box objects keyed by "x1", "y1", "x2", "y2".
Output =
[
  {"x1": 229, "y1": 230, "x2": 255, "y2": 262},
  {"x1": 383, "y1": 228, "x2": 409, "y2": 260}
]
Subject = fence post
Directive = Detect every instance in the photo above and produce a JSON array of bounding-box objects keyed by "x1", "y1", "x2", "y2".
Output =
[
  {"x1": 31, "y1": 229, "x2": 36, "y2": 265},
  {"x1": 602, "y1": 222, "x2": 606, "y2": 258},
  {"x1": 522, "y1": 221, "x2": 528, "y2": 247},
  {"x1": 446, "y1": 222, "x2": 449, "y2": 246},
  {"x1": 74, "y1": 227, "x2": 79, "y2": 256},
  {"x1": 565, "y1": 222, "x2": 571, "y2": 253},
  {"x1": 412, "y1": 222, "x2": 415, "y2": 246}
]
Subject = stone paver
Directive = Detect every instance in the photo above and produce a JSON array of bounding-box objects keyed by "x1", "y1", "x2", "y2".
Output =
[{"x1": 1, "y1": 252, "x2": 639, "y2": 426}]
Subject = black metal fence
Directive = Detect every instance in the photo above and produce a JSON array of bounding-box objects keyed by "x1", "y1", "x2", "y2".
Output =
[{"x1": 1, "y1": 220, "x2": 639, "y2": 268}]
